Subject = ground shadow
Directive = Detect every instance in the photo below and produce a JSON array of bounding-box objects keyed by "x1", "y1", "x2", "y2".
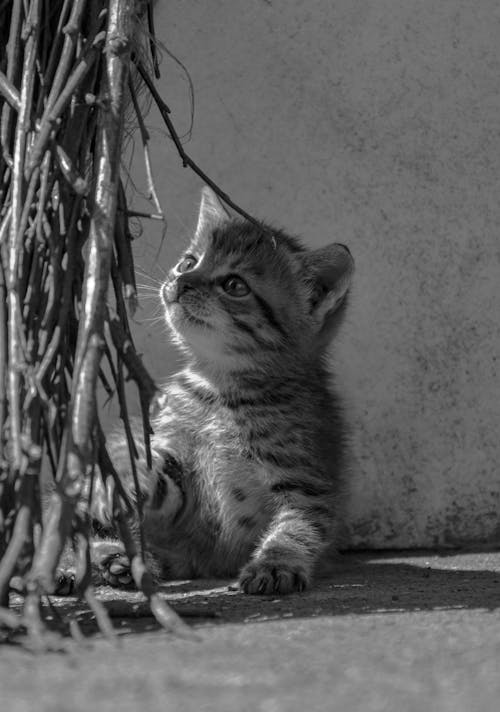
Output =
[{"x1": 32, "y1": 549, "x2": 500, "y2": 638}]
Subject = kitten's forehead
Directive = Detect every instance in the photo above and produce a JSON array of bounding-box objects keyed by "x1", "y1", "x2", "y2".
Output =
[{"x1": 192, "y1": 220, "x2": 304, "y2": 275}]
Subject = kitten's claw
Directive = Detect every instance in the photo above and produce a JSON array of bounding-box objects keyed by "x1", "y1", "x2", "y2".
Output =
[{"x1": 239, "y1": 560, "x2": 309, "y2": 595}]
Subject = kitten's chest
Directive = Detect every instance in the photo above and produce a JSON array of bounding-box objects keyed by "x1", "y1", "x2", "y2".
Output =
[
  {"x1": 196, "y1": 409, "x2": 266, "y2": 479},
  {"x1": 192, "y1": 414, "x2": 275, "y2": 537},
  {"x1": 191, "y1": 407, "x2": 281, "y2": 514},
  {"x1": 160, "y1": 379, "x2": 295, "y2": 494}
]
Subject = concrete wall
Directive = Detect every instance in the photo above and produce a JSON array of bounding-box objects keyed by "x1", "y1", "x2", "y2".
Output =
[{"x1": 126, "y1": 0, "x2": 500, "y2": 548}]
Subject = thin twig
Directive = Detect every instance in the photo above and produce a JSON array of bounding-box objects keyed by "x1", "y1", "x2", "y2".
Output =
[
  {"x1": 96, "y1": 420, "x2": 135, "y2": 518},
  {"x1": 38, "y1": 0, "x2": 72, "y2": 110},
  {"x1": 126, "y1": 210, "x2": 164, "y2": 220},
  {"x1": 115, "y1": 180, "x2": 139, "y2": 315},
  {"x1": 35, "y1": 198, "x2": 80, "y2": 386},
  {"x1": 73, "y1": 518, "x2": 117, "y2": 642},
  {"x1": 128, "y1": 74, "x2": 164, "y2": 218},
  {"x1": 108, "y1": 311, "x2": 156, "y2": 403},
  {"x1": 0, "y1": 235, "x2": 7, "y2": 470},
  {"x1": 146, "y1": 0, "x2": 160, "y2": 79},
  {"x1": 84, "y1": 587, "x2": 117, "y2": 641},
  {"x1": 43, "y1": 0, "x2": 87, "y2": 117},
  {"x1": 108, "y1": 302, "x2": 156, "y2": 470},
  {"x1": 135, "y1": 60, "x2": 275, "y2": 238},
  {"x1": 115, "y1": 510, "x2": 197, "y2": 640},
  {"x1": 0, "y1": 0, "x2": 23, "y2": 164},
  {"x1": 0, "y1": 502, "x2": 31, "y2": 605}
]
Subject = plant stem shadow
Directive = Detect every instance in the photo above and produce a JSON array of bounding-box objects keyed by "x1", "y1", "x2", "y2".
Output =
[{"x1": 35, "y1": 549, "x2": 500, "y2": 639}]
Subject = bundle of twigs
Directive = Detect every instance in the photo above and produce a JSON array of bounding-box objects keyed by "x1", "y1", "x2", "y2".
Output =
[{"x1": 0, "y1": 0, "x2": 198, "y2": 646}]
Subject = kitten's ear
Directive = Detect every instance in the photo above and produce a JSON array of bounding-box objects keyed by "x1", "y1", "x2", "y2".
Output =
[
  {"x1": 195, "y1": 186, "x2": 230, "y2": 237},
  {"x1": 303, "y1": 243, "x2": 354, "y2": 347}
]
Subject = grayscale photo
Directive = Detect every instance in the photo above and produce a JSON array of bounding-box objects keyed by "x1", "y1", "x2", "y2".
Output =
[{"x1": 0, "y1": 2, "x2": 498, "y2": 710}]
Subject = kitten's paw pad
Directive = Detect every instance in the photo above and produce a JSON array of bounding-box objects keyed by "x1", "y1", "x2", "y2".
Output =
[
  {"x1": 54, "y1": 569, "x2": 76, "y2": 596},
  {"x1": 98, "y1": 552, "x2": 134, "y2": 588},
  {"x1": 239, "y1": 561, "x2": 309, "y2": 595}
]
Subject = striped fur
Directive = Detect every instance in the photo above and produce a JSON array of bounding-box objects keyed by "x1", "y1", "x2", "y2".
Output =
[{"x1": 92, "y1": 187, "x2": 354, "y2": 594}]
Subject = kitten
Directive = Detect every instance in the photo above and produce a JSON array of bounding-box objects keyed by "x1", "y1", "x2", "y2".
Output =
[{"x1": 92, "y1": 187, "x2": 354, "y2": 595}]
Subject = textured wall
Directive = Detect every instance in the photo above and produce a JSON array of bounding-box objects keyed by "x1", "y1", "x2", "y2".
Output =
[{"x1": 126, "y1": 0, "x2": 500, "y2": 548}]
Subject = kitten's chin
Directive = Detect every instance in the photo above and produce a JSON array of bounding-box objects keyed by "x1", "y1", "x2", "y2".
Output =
[
  {"x1": 166, "y1": 302, "x2": 209, "y2": 332},
  {"x1": 165, "y1": 305, "x2": 215, "y2": 354}
]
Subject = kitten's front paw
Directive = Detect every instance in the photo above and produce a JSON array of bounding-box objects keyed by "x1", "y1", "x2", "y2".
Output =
[
  {"x1": 91, "y1": 540, "x2": 134, "y2": 588},
  {"x1": 239, "y1": 559, "x2": 309, "y2": 595},
  {"x1": 98, "y1": 551, "x2": 134, "y2": 588}
]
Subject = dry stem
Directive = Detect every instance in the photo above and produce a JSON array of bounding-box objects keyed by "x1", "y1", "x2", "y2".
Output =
[{"x1": 0, "y1": 0, "x2": 190, "y2": 646}]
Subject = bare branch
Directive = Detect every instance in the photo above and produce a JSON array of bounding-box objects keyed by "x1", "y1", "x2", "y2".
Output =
[
  {"x1": 7, "y1": 0, "x2": 41, "y2": 473},
  {"x1": 27, "y1": 31, "x2": 106, "y2": 177},
  {"x1": 25, "y1": 2, "x2": 132, "y2": 603},
  {"x1": 0, "y1": 69, "x2": 21, "y2": 112},
  {"x1": 0, "y1": 0, "x2": 23, "y2": 164}
]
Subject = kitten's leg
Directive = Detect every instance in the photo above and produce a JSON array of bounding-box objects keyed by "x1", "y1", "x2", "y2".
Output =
[
  {"x1": 239, "y1": 501, "x2": 331, "y2": 595},
  {"x1": 89, "y1": 444, "x2": 184, "y2": 588}
]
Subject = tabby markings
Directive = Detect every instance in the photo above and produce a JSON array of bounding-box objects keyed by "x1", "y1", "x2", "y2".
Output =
[
  {"x1": 150, "y1": 472, "x2": 168, "y2": 510},
  {"x1": 238, "y1": 516, "x2": 257, "y2": 530},
  {"x1": 270, "y1": 480, "x2": 330, "y2": 497},
  {"x1": 232, "y1": 487, "x2": 247, "y2": 502},
  {"x1": 252, "y1": 291, "x2": 288, "y2": 339}
]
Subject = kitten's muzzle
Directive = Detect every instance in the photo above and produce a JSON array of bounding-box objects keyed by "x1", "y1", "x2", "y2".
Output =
[
  {"x1": 162, "y1": 275, "x2": 200, "y2": 304},
  {"x1": 162, "y1": 281, "x2": 178, "y2": 304}
]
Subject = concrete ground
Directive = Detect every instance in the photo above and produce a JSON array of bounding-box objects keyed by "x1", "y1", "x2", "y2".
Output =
[{"x1": 1, "y1": 550, "x2": 499, "y2": 712}]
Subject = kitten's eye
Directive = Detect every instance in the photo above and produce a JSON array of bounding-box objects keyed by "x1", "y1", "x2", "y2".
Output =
[
  {"x1": 177, "y1": 254, "x2": 197, "y2": 273},
  {"x1": 222, "y1": 275, "x2": 250, "y2": 297}
]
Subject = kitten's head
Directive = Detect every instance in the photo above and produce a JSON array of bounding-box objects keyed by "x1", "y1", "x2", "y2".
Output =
[{"x1": 161, "y1": 187, "x2": 354, "y2": 369}]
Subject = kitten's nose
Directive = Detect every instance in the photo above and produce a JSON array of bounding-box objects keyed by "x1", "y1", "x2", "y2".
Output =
[
  {"x1": 336, "y1": 243, "x2": 351, "y2": 256},
  {"x1": 162, "y1": 276, "x2": 197, "y2": 303}
]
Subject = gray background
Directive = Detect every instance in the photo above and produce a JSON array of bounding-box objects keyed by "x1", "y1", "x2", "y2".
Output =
[{"x1": 123, "y1": 0, "x2": 500, "y2": 548}]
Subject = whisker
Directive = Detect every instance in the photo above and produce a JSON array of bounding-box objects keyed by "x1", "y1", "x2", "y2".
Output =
[
  {"x1": 136, "y1": 284, "x2": 162, "y2": 292},
  {"x1": 135, "y1": 264, "x2": 160, "y2": 274},
  {"x1": 135, "y1": 298, "x2": 163, "y2": 310},
  {"x1": 137, "y1": 299, "x2": 161, "y2": 306},
  {"x1": 154, "y1": 263, "x2": 169, "y2": 278},
  {"x1": 148, "y1": 304, "x2": 165, "y2": 316},
  {"x1": 135, "y1": 261, "x2": 173, "y2": 284},
  {"x1": 134, "y1": 268, "x2": 163, "y2": 285},
  {"x1": 135, "y1": 280, "x2": 162, "y2": 290},
  {"x1": 132, "y1": 309, "x2": 165, "y2": 322},
  {"x1": 136, "y1": 295, "x2": 161, "y2": 302},
  {"x1": 136, "y1": 274, "x2": 157, "y2": 280},
  {"x1": 133, "y1": 315, "x2": 165, "y2": 324}
]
